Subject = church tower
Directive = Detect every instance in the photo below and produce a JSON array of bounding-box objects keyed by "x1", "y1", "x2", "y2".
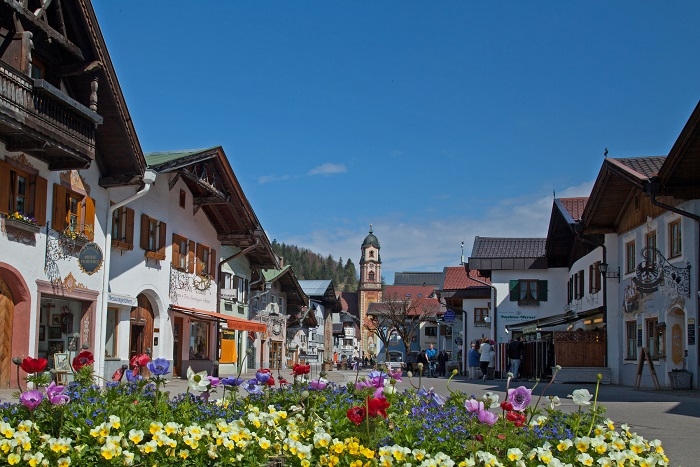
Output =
[{"x1": 358, "y1": 225, "x2": 382, "y2": 357}]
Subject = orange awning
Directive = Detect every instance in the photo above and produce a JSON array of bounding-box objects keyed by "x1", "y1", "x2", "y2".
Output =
[{"x1": 169, "y1": 305, "x2": 266, "y2": 333}]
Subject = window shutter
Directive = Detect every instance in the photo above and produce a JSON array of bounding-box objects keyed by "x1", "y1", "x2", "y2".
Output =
[
  {"x1": 52, "y1": 184, "x2": 68, "y2": 231},
  {"x1": 33, "y1": 175, "x2": 47, "y2": 226},
  {"x1": 538, "y1": 280, "x2": 548, "y2": 302},
  {"x1": 158, "y1": 221, "x2": 166, "y2": 256},
  {"x1": 0, "y1": 160, "x2": 10, "y2": 215},
  {"x1": 83, "y1": 197, "x2": 96, "y2": 240},
  {"x1": 125, "y1": 207, "x2": 135, "y2": 245},
  {"x1": 509, "y1": 280, "x2": 519, "y2": 301},
  {"x1": 210, "y1": 248, "x2": 217, "y2": 280},
  {"x1": 140, "y1": 214, "x2": 149, "y2": 250},
  {"x1": 196, "y1": 243, "x2": 205, "y2": 275},
  {"x1": 188, "y1": 241, "x2": 195, "y2": 273},
  {"x1": 588, "y1": 265, "x2": 593, "y2": 294},
  {"x1": 172, "y1": 234, "x2": 181, "y2": 268}
]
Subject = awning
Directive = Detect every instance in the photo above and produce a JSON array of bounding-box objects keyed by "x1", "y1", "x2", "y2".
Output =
[
  {"x1": 169, "y1": 305, "x2": 266, "y2": 333},
  {"x1": 505, "y1": 307, "x2": 603, "y2": 333}
]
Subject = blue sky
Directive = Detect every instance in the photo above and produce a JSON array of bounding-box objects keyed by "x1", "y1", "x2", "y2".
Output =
[{"x1": 93, "y1": 2, "x2": 700, "y2": 284}]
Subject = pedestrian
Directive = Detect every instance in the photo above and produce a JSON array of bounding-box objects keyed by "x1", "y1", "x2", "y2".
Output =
[
  {"x1": 468, "y1": 342, "x2": 480, "y2": 379},
  {"x1": 417, "y1": 349, "x2": 429, "y2": 376},
  {"x1": 478, "y1": 338, "x2": 494, "y2": 381},
  {"x1": 507, "y1": 336, "x2": 524, "y2": 380},
  {"x1": 437, "y1": 349, "x2": 448, "y2": 377}
]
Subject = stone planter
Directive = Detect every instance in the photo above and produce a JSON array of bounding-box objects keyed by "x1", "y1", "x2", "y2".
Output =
[{"x1": 668, "y1": 370, "x2": 692, "y2": 390}]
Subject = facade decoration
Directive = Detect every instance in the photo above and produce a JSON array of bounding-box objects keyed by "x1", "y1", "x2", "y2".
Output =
[{"x1": 633, "y1": 247, "x2": 691, "y2": 297}]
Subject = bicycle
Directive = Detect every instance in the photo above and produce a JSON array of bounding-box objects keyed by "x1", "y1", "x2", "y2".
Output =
[{"x1": 427, "y1": 358, "x2": 437, "y2": 378}]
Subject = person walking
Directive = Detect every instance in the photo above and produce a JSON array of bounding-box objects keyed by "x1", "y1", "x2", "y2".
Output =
[
  {"x1": 437, "y1": 349, "x2": 448, "y2": 377},
  {"x1": 417, "y1": 349, "x2": 429, "y2": 376},
  {"x1": 478, "y1": 338, "x2": 493, "y2": 381},
  {"x1": 468, "y1": 342, "x2": 480, "y2": 379},
  {"x1": 507, "y1": 336, "x2": 524, "y2": 380}
]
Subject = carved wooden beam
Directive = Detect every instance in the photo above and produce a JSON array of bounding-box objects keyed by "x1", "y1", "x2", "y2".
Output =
[{"x1": 193, "y1": 195, "x2": 226, "y2": 205}]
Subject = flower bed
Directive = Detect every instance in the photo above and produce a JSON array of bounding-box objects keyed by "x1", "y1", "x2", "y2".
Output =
[{"x1": 0, "y1": 358, "x2": 669, "y2": 467}]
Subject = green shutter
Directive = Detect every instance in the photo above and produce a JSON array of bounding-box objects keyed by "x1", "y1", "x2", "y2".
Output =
[
  {"x1": 509, "y1": 280, "x2": 519, "y2": 301},
  {"x1": 538, "y1": 280, "x2": 548, "y2": 302}
]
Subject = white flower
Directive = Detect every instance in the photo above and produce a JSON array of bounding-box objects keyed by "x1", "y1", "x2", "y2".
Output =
[
  {"x1": 568, "y1": 388, "x2": 593, "y2": 406},
  {"x1": 186, "y1": 367, "x2": 211, "y2": 392},
  {"x1": 548, "y1": 395, "x2": 561, "y2": 409}
]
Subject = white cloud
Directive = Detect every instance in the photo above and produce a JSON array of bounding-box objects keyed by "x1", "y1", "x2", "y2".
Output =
[
  {"x1": 307, "y1": 163, "x2": 347, "y2": 176},
  {"x1": 258, "y1": 174, "x2": 290, "y2": 184},
  {"x1": 279, "y1": 181, "x2": 595, "y2": 284}
]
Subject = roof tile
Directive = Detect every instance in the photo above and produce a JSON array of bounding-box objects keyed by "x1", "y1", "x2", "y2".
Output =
[{"x1": 472, "y1": 237, "x2": 546, "y2": 258}]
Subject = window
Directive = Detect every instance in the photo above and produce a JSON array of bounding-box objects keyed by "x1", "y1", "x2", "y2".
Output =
[
  {"x1": 645, "y1": 231, "x2": 657, "y2": 264},
  {"x1": 474, "y1": 308, "x2": 489, "y2": 326},
  {"x1": 111, "y1": 206, "x2": 134, "y2": 250},
  {"x1": 625, "y1": 241, "x2": 636, "y2": 274},
  {"x1": 625, "y1": 321, "x2": 637, "y2": 360},
  {"x1": 196, "y1": 243, "x2": 216, "y2": 279},
  {"x1": 509, "y1": 280, "x2": 548, "y2": 305},
  {"x1": 573, "y1": 271, "x2": 584, "y2": 299},
  {"x1": 189, "y1": 321, "x2": 210, "y2": 360},
  {"x1": 105, "y1": 308, "x2": 119, "y2": 358},
  {"x1": 179, "y1": 189, "x2": 186, "y2": 209},
  {"x1": 172, "y1": 234, "x2": 194, "y2": 272},
  {"x1": 368, "y1": 271, "x2": 375, "y2": 282},
  {"x1": 646, "y1": 318, "x2": 660, "y2": 359},
  {"x1": 140, "y1": 214, "x2": 166, "y2": 260},
  {"x1": 0, "y1": 159, "x2": 47, "y2": 225},
  {"x1": 669, "y1": 220, "x2": 682, "y2": 258},
  {"x1": 424, "y1": 326, "x2": 437, "y2": 337},
  {"x1": 343, "y1": 338, "x2": 353, "y2": 346},
  {"x1": 589, "y1": 262, "x2": 601, "y2": 294},
  {"x1": 52, "y1": 183, "x2": 95, "y2": 240}
]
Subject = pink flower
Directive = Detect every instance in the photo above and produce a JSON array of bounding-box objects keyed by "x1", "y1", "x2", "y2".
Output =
[
  {"x1": 46, "y1": 382, "x2": 70, "y2": 405},
  {"x1": 464, "y1": 398, "x2": 484, "y2": 413},
  {"x1": 507, "y1": 386, "x2": 532, "y2": 412},
  {"x1": 310, "y1": 379, "x2": 327, "y2": 390},
  {"x1": 477, "y1": 409, "x2": 498, "y2": 425},
  {"x1": 20, "y1": 390, "x2": 43, "y2": 410}
]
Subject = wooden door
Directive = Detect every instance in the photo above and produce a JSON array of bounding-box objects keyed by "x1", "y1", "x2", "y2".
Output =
[
  {"x1": 173, "y1": 317, "x2": 183, "y2": 376},
  {"x1": 0, "y1": 281, "x2": 13, "y2": 388},
  {"x1": 270, "y1": 341, "x2": 282, "y2": 371},
  {"x1": 130, "y1": 294, "x2": 154, "y2": 359}
]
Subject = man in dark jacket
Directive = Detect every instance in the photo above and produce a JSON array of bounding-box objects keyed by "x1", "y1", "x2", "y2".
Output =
[
  {"x1": 437, "y1": 349, "x2": 449, "y2": 377},
  {"x1": 507, "y1": 336, "x2": 524, "y2": 380}
]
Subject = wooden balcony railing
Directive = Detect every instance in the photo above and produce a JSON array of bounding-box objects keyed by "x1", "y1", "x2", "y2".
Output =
[{"x1": 0, "y1": 63, "x2": 102, "y2": 168}]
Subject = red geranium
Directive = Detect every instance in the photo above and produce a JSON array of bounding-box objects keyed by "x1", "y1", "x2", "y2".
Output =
[
  {"x1": 367, "y1": 396, "x2": 390, "y2": 418},
  {"x1": 347, "y1": 406, "x2": 366, "y2": 425},
  {"x1": 20, "y1": 357, "x2": 48, "y2": 374},
  {"x1": 291, "y1": 363, "x2": 310, "y2": 376},
  {"x1": 72, "y1": 350, "x2": 94, "y2": 370}
]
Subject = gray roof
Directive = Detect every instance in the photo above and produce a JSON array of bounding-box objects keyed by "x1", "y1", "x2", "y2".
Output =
[
  {"x1": 298, "y1": 280, "x2": 334, "y2": 297},
  {"x1": 393, "y1": 272, "x2": 443, "y2": 287},
  {"x1": 471, "y1": 237, "x2": 546, "y2": 259}
]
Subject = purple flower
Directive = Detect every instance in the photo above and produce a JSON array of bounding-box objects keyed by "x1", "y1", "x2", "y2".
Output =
[
  {"x1": 46, "y1": 382, "x2": 70, "y2": 406},
  {"x1": 309, "y1": 379, "x2": 327, "y2": 390},
  {"x1": 207, "y1": 376, "x2": 220, "y2": 387},
  {"x1": 366, "y1": 370, "x2": 386, "y2": 379},
  {"x1": 125, "y1": 369, "x2": 142, "y2": 382},
  {"x1": 20, "y1": 390, "x2": 43, "y2": 410},
  {"x1": 507, "y1": 386, "x2": 533, "y2": 412},
  {"x1": 464, "y1": 398, "x2": 484, "y2": 413},
  {"x1": 477, "y1": 409, "x2": 498, "y2": 425},
  {"x1": 244, "y1": 379, "x2": 263, "y2": 395},
  {"x1": 147, "y1": 358, "x2": 170, "y2": 376},
  {"x1": 221, "y1": 377, "x2": 244, "y2": 387},
  {"x1": 255, "y1": 371, "x2": 270, "y2": 384},
  {"x1": 388, "y1": 368, "x2": 403, "y2": 382},
  {"x1": 417, "y1": 386, "x2": 445, "y2": 408}
]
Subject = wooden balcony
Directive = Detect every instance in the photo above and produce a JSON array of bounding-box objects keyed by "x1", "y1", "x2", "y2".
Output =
[{"x1": 0, "y1": 64, "x2": 102, "y2": 170}]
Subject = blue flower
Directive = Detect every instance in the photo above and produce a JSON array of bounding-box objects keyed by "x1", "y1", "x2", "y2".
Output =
[
  {"x1": 221, "y1": 376, "x2": 244, "y2": 387},
  {"x1": 147, "y1": 358, "x2": 170, "y2": 376},
  {"x1": 244, "y1": 379, "x2": 263, "y2": 395}
]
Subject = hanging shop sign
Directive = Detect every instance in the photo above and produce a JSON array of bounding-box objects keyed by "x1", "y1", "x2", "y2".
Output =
[{"x1": 78, "y1": 242, "x2": 104, "y2": 275}]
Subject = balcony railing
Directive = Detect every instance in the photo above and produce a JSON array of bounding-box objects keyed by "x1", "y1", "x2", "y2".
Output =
[{"x1": 0, "y1": 64, "x2": 102, "y2": 168}]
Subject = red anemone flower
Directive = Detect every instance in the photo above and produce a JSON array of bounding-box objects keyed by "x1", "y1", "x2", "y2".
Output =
[
  {"x1": 367, "y1": 396, "x2": 390, "y2": 418},
  {"x1": 20, "y1": 357, "x2": 48, "y2": 374},
  {"x1": 130, "y1": 353, "x2": 150, "y2": 369},
  {"x1": 266, "y1": 376, "x2": 276, "y2": 386},
  {"x1": 506, "y1": 410, "x2": 527, "y2": 427},
  {"x1": 500, "y1": 401, "x2": 514, "y2": 411},
  {"x1": 72, "y1": 350, "x2": 94, "y2": 371},
  {"x1": 291, "y1": 363, "x2": 310, "y2": 376},
  {"x1": 347, "y1": 406, "x2": 366, "y2": 425}
]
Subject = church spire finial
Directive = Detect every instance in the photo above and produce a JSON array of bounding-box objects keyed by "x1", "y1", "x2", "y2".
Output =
[{"x1": 369, "y1": 223, "x2": 373, "y2": 234}]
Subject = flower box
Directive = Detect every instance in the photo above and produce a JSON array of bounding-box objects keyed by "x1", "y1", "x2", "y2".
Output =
[
  {"x1": 4, "y1": 218, "x2": 41, "y2": 234},
  {"x1": 668, "y1": 370, "x2": 692, "y2": 389},
  {"x1": 145, "y1": 250, "x2": 166, "y2": 261}
]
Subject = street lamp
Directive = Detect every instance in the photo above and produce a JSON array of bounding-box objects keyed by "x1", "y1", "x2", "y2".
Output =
[{"x1": 599, "y1": 263, "x2": 620, "y2": 282}]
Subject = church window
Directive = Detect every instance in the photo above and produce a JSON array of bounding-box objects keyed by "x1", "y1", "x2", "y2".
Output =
[{"x1": 368, "y1": 271, "x2": 375, "y2": 282}]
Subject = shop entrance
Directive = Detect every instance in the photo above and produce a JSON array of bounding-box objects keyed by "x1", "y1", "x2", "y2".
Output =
[
  {"x1": 173, "y1": 317, "x2": 183, "y2": 376},
  {"x1": 270, "y1": 340, "x2": 282, "y2": 371},
  {"x1": 0, "y1": 279, "x2": 13, "y2": 387}
]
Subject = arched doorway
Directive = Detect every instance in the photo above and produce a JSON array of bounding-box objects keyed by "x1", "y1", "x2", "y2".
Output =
[
  {"x1": 130, "y1": 294, "x2": 154, "y2": 359},
  {"x1": 0, "y1": 279, "x2": 14, "y2": 387}
]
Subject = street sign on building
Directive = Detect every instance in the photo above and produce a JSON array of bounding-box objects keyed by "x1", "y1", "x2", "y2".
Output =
[{"x1": 443, "y1": 310, "x2": 455, "y2": 323}]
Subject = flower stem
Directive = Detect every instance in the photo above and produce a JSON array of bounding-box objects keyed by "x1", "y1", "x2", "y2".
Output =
[{"x1": 586, "y1": 374, "x2": 603, "y2": 437}]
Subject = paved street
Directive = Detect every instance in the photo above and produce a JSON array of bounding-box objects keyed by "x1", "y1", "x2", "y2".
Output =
[{"x1": 2, "y1": 367, "x2": 696, "y2": 466}]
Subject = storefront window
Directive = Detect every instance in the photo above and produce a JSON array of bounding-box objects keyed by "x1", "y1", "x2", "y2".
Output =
[
  {"x1": 105, "y1": 308, "x2": 118, "y2": 358},
  {"x1": 189, "y1": 321, "x2": 210, "y2": 359}
]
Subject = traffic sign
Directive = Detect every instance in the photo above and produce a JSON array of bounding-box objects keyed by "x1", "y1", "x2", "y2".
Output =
[{"x1": 443, "y1": 310, "x2": 455, "y2": 322}]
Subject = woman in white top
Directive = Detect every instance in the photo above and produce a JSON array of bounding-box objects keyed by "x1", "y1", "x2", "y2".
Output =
[{"x1": 478, "y1": 338, "x2": 493, "y2": 381}]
